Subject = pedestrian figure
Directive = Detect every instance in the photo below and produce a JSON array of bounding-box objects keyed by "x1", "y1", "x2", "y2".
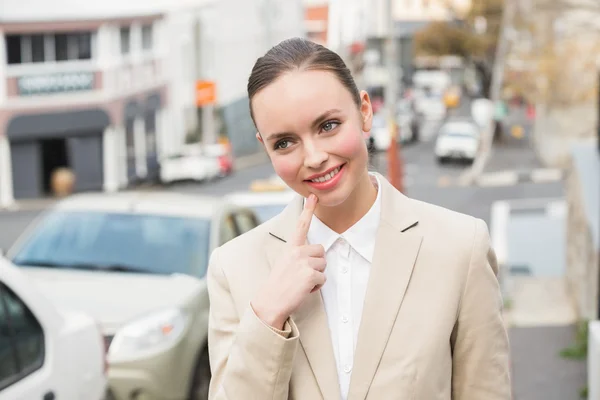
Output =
[{"x1": 207, "y1": 38, "x2": 511, "y2": 400}]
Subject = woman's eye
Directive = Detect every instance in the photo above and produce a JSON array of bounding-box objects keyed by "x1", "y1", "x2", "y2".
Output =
[
  {"x1": 275, "y1": 140, "x2": 290, "y2": 150},
  {"x1": 322, "y1": 121, "x2": 340, "y2": 132}
]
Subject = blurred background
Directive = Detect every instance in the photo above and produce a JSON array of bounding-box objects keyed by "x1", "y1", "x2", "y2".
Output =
[{"x1": 0, "y1": 0, "x2": 598, "y2": 399}]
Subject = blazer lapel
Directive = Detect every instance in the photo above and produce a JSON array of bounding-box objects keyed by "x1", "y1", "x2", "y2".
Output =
[
  {"x1": 348, "y1": 176, "x2": 423, "y2": 400},
  {"x1": 265, "y1": 197, "x2": 342, "y2": 400}
]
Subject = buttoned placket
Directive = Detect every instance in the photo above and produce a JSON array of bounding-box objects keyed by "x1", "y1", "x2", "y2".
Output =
[{"x1": 336, "y1": 237, "x2": 353, "y2": 397}]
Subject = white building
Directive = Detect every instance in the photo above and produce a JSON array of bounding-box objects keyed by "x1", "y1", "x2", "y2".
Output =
[{"x1": 0, "y1": 0, "x2": 304, "y2": 206}]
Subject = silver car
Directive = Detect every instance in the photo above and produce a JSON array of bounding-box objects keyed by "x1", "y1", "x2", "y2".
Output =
[{"x1": 6, "y1": 191, "x2": 260, "y2": 400}]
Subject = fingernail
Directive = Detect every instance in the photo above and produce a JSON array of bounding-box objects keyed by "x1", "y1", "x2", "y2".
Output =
[{"x1": 309, "y1": 194, "x2": 317, "y2": 204}]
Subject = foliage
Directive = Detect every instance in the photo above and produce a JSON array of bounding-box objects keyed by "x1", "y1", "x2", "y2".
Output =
[{"x1": 560, "y1": 320, "x2": 589, "y2": 360}]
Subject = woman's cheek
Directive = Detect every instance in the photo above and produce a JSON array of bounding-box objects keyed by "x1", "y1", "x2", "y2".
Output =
[
  {"x1": 336, "y1": 128, "x2": 367, "y2": 157},
  {"x1": 272, "y1": 154, "x2": 301, "y2": 185}
]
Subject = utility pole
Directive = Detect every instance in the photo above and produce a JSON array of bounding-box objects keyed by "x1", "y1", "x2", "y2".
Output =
[
  {"x1": 461, "y1": 0, "x2": 516, "y2": 185},
  {"x1": 384, "y1": 0, "x2": 404, "y2": 192}
]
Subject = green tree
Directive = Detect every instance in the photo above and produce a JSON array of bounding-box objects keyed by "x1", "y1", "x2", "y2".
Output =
[{"x1": 414, "y1": 0, "x2": 505, "y2": 97}]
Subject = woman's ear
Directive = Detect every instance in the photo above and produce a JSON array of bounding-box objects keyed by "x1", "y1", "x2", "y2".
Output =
[
  {"x1": 359, "y1": 90, "x2": 373, "y2": 133},
  {"x1": 256, "y1": 132, "x2": 264, "y2": 145}
]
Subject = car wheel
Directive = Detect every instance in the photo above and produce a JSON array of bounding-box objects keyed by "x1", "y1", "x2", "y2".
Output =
[
  {"x1": 436, "y1": 156, "x2": 447, "y2": 165},
  {"x1": 189, "y1": 346, "x2": 211, "y2": 400}
]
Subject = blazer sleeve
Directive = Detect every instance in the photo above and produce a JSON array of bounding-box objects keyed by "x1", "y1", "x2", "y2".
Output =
[
  {"x1": 451, "y1": 218, "x2": 512, "y2": 399},
  {"x1": 207, "y1": 246, "x2": 300, "y2": 400}
]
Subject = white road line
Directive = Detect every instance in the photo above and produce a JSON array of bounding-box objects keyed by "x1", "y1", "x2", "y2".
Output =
[
  {"x1": 531, "y1": 168, "x2": 563, "y2": 183},
  {"x1": 477, "y1": 171, "x2": 519, "y2": 187}
]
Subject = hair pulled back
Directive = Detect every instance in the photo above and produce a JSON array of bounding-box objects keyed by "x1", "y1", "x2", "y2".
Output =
[{"x1": 247, "y1": 38, "x2": 361, "y2": 124}]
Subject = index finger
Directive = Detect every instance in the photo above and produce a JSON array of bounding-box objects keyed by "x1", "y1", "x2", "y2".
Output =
[{"x1": 292, "y1": 194, "x2": 317, "y2": 246}]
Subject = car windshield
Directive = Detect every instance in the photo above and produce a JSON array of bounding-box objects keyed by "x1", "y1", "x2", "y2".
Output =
[
  {"x1": 251, "y1": 204, "x2": 287, "y2": 223},
  {"x1": 440, "y1": 123, "x2": 477, "y2": 137},
  {"x1": 11, "y1": 210, "x2": 211, "y2": 277}
]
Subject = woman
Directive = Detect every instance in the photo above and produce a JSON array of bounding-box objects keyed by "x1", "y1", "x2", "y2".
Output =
[{"x1": 207, "y1": 38, "x2": 511, "y2": 400}]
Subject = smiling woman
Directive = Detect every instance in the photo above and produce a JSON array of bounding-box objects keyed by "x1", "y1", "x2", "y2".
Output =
[{"x1": 206, "y1": 38, "x2": 511, "y2": 400}]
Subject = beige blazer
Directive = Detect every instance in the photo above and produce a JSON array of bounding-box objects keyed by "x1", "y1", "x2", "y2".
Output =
[{"x1": 207, "y1": 175, "x2": 511, "y2": 400}]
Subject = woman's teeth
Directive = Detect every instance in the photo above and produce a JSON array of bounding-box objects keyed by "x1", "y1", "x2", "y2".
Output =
[{"x1": 311, "y1": 166, "x2": 341, "y2": 183}]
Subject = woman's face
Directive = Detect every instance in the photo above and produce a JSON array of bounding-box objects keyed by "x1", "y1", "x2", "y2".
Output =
[{"x1": 252, "y1": 69, "x2": 373, "y2": 207}]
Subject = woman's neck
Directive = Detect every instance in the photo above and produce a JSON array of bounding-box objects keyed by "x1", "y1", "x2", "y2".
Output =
[{"x1": 314, "y1": 171, "x2": 378, "y2": 234}]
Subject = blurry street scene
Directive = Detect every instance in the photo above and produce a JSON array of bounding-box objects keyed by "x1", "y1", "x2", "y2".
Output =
[{"x1": 0, "y1": 0, "x2": 599, "y2": 399}]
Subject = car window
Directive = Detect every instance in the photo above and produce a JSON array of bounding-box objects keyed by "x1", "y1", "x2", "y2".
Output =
[
  {"x1": 11, "y1": 211, "x2": 212, "y2": 277},
  {"x1": 251, "y1": 205, "x2": 287, "y2": 224},
  {"x1": 219, "y1": 213, "x2": 238, "y2": 245},
  {"x1": 233, "y1": 211, "x2": 258, "y2": 234},
  {"x1": 0, "y1": 283, "x2": 44, "y2": 391}
]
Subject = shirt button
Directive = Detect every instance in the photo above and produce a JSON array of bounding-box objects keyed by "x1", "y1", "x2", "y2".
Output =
[
  {"x1": 341, "y1": 315, "x2": 348, "y2": 323},
  {"x1": 344, "y1": 365, "x2": 352, "y2": 373}
]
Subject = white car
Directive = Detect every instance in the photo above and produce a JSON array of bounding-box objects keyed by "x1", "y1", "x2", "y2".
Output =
[
  {"x1": 160, "y1": 145, "x2": 221, "y2": 184},
  {"x1": 0, "y1": 257, "x2": 106, "y2": 400},
  {"x1": 6, "y1": 191, "x2": 260, "y2": 400},
  {"x1": 435, "y1": 119, "x2": 481, "y2": 163},
  {"x1": 226, "y1": 179, "x2": 296, "y2": 224},
  {"x1": 369, "y1": 114, "x2": 414, "y2": 151}
]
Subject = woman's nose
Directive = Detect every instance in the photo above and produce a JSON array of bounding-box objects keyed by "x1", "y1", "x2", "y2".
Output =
[{"x1": 303, "y1": 143, "x2": 328, "y2": 169}]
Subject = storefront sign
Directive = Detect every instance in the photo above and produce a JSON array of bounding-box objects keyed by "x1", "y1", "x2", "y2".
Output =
[
  {"x1": 18, "y1": 71, "x2": 95, "y2": 96},
  {"x1": 196, "y1": 80, "x2": 217, "y2": 106}
]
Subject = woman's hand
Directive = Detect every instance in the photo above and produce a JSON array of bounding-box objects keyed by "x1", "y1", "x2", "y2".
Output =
[{"x1": 251, "y1": 194, "x2": 326, "y2": 330}]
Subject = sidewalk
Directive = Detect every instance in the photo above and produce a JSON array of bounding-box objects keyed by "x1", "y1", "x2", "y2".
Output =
[{"x1": 504, "y1": 276, "x2": 588, "y2": 400}]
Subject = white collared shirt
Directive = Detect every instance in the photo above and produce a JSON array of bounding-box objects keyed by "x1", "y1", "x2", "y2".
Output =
[{"x1": 306, "y1": 174, "x2": 382, "y2": 400}]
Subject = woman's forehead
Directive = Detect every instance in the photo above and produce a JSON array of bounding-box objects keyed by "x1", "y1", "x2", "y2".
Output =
[{"x1": 252, "y1": 70, "x2": 354, "y2": 131}]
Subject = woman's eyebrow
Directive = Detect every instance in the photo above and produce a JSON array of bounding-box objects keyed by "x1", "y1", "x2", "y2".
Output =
[
  {"x1": 265, "y1": 108, "x2": 342, "y2": 141},
  {"x1": 311, "y1": 109, "x2": 342, "y2": 130}
]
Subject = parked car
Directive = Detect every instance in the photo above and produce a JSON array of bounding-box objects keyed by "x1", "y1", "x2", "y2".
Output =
[
  {"x1": 202, "y1": 143, "x2": 234, "y2": 177},
  {"x1": 434, "y1": 118, "x2": 481, "y2": 164},
  {"x1": 226, "y1": 177, "x2": 295, "y2": 224},
  {"x1": 369, "y1": 113, "x2": 414, "y2": 151},
  {"x1": 6, "y1": 192, "x2": 260, "y2": 400},
  {"x1": 0, "y1": 256, "x2": 107, "y2": 400},
  {"x1": 159, "y1": 144, "x2": 221, "y2": 184}
]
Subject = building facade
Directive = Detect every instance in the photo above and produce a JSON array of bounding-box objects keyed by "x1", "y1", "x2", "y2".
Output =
[
  {"x1": 0, "y1": 0, "x2": 306, "y2": 205},
  {"x1": 0, "y1": 3, "x2": 173, "y2": 206}
]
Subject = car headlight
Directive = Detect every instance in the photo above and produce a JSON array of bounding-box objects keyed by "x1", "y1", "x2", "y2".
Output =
[{"x1": 108, "y1": 308, "x2": 188, "y2": 361}]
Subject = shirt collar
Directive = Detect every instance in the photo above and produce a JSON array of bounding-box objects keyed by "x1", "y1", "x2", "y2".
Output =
[{"x1": 306, "y1": 174, "x2": 382, "y2": 262}]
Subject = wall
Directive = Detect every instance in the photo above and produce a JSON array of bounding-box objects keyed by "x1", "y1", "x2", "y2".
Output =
[
  {"x1": 209, "y1": 0, "x2": 305, "y2": 156},
  {"x1": 533, "y1": 103, "x2": 597, "y2": 168},
  {"x1": 566, "y1": 141, "x2": 600, "y2": 320}
]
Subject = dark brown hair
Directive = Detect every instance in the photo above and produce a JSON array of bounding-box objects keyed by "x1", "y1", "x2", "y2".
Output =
[{"x1": 247, "y1": 37, "x2": 361, "y2": 124}]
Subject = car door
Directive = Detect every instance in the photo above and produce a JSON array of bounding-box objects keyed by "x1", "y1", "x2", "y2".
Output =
[
  {"x1": 0, "y1": 281, "x2": 50, "y2": 400},
  {"x1": 232, "y1": 209, "x2": 260, "y2": 236},
  {"x1": 218, "y1": 211, "x2": 239, "y2": 246}
]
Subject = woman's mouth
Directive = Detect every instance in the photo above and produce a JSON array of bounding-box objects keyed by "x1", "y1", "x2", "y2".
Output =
[
  {"x1": 309, "y1": 166, "x2": 342, "y2": 183},
  {"x1": 305, "y1": 164, "x2": 346, "y2": 191}
]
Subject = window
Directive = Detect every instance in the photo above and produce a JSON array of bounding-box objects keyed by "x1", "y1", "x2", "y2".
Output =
[
  {"x1": 5, "y1": 32, "x2": 93, "y2": 64},
  {"x1": 6, "y1": 35, "x2": 22, "y2": 64},
  {"x1": 0, "y1": 283, "x2": 45, "y2": 391},
  {"x1": 141, "y1": 24, "x2": 153, "y2": 51},
  {"x1": 54, "y1": 34, "x2": 69, "y2": 61},
  {"x1": 11, "y1": 211, "x2": 212, "y2": 277},
  {"x1": 233, "y1": 212, "x2": 258, "y2": 235},
  {"x1": 120, "y1": 27, "x2": 131, "y2": 55},
  {"x1": 219, "y1": 214, "x2": 238, "y2": 245},
  {"x1": 30, "y1": 34, "x2": 45, "y2": 63}
]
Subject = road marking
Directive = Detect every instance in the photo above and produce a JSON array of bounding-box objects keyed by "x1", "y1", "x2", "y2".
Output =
[
  {"x1": 531, "y1": 168, "x2": 563, "y2": 183},
  {"x1": 477, "y1": 171, "x2": 519, "y2": 187}
]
